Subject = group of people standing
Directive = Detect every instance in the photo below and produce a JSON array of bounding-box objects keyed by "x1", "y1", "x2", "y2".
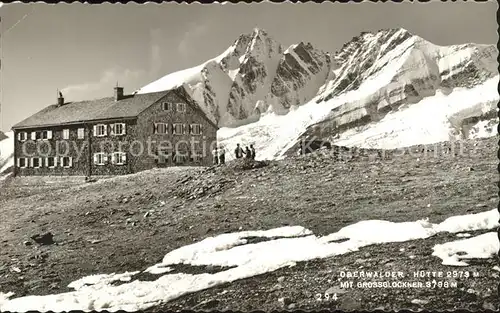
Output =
[
  {"x1": 212, "y1": 143, "x2": 256, "y2": 165},
  {"x1": 234, "y1": 143, "x2": 256, "y2": 160}
]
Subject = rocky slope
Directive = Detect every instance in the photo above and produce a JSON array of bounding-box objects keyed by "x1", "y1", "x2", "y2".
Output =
[{"x1": 0, "y1": 137, "x2": 497, "y2": 311}]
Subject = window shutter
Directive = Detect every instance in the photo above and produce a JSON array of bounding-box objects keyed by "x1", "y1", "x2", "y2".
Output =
[
  {"x1": 93, "y1": 154, "x2": 98, "y2": 164},
  {"x1": 189, "y1": 124, "x2": 193, "y2": 135},
  {"x1": 122, "y1": 153, "x2": 127, "y2": 164},
  {"x1": 110, "y1": 124, "x2": 116, "y2": 135},
  {"x1": 182, "y1": 124, "x2": 187, "y2": 135},
  {"x1": 111, "y1": 153, "x2": 116, "y2": 164},
  {"x1": 54, "y1": 157, "x2": 58, "y2": 167},
  {"x1": 171, "y1": 124, "x2": 175, "y2": 135},
  {"x1": 28, "y1": 158, "x2": 33, "y2": 167},
  {"x1": 17, "y1": 133, "x2": 21, "y2": 141},
  {"x1": 47, "y1": 130, "x2": 53, "y2": 140},
  {"x1": 59, "y1": 157, "x2": 63, "y2": 167},
  {"x1": 154, "y1": 123, "x2": 158, "y2": 134},
  {"x1": 31, "y1": 132, "x2": 36, "y2": 140},
  {"x1": 16, "y1": 158, "x2": 20, "y2": 167},
  {"x1": 93, "y1": 125, "x2": 97, "y2": 136},
  {"x1": 121, "y1": 123, "x2": 126, "y2": 135},
  {"x1": 103, "y1": 125, "x2": 108, "y2": 136},
  {"x1": 69, "y1": 157, "x2": 73, "y2": 167},
  {"x1": 200, "y1": 124, "x2": 203, "y2": 135}
]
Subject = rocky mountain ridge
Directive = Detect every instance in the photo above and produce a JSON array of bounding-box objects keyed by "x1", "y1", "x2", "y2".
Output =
[
  {"x1": 138, "y1": 28, "x2": 338, "y2": 127},
  {"x1": 138, "y1": 27, "x2": 497, "y2": 160}
]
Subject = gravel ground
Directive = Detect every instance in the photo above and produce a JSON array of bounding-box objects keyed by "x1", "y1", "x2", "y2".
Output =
[{"x1": 0, "y1": 137, "x2": 497, "y2": 311}]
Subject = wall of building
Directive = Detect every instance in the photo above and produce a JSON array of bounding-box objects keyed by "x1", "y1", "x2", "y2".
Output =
[
  {"x1": 14, "y1": 125, "x2": 90, "y2": 176},
  {"x1": 134, "y1": 91, "x2": 218, "y2": 172},
  {"x1": 88, "y1": 119, "x2": 136, "y2": 176}
]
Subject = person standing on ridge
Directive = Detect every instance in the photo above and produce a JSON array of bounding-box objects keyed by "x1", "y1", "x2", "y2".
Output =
[
  {"x1": 250, "y1": 144, "x2": 256, "y2": 160},
  {"x1": 213, "y1": 147, "x2": 219, "y2": 165},
  {"x1": 245, "y1": 146, "x2": 252, "y2": 159},
  {"x1": 219, "y1": 146, "x2": 226, "y2": 165},
  {"x1": 234, "y1": 143, "x2": 244, "y2": 159}
]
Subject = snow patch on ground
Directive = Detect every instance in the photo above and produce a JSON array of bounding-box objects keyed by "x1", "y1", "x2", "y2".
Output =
[
  {"x1": 0, "y1": 292, "x2": 15, "y2": 307},
  {"x1": 436, "y1": 209, "x2": 499, "y2": 233},
  {"x1": 144, "y1": 265, "x2": 173, "y2": 275},
  {"x1": 468, "y1": 119, "x2": 498, "y2": 140},
  {"x1": 68, "y1": 271, "x2": 140, "y2": 291},
  {"x1": 432, "y1": 232, "x2": 499, "y2": 266},
  {"x1": 1, "y1": 209, "x2": 497, "y2": 312}
]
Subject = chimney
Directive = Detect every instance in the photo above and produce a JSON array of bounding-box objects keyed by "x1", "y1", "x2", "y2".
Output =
[
  {"x1": 57, "y1": 91, "x2": 64, "y2": 106},
  {"x1": 114, "y1": 86, "x2": 124, "y2": 101}
]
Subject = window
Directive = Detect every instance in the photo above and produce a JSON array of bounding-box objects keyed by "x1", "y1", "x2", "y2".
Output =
[
  {"x1": 17, "y1": 132, "x2": 27, "y2": 142},
  {"x1": 172, "y1": 123, "x2": 185, "y2": 135},
  {"x1": 17, "y1": 158, "x2": 27, "y2": 168},
  {"x1": 190, "y1": 153, "x2": 202, "y2": 163},
  {"x1": 190, "y1": 124, "x2": 202, "y2": 135},
  {"x1": 162, "y1": 102, "x2": 173, "y2": 111},
  {"x1": 45, "y1": 157, "x2": 56, "y2": 168},
  {"x1": 31, "y1": 157, "x2": 42, "y2": 168},
  {"x1": 60, "y1": 156, "x2": 73, "y2": 168},
  {"x1": 176, "y1": 103, "x2": 186, "y2": 112},
  {"x1": 93, "y1": 153, "x2": 107, "y2": 166},
  {"x1": 77, "y1": 128, "x2": 85, "y2": 139},
  {"x1": 173, "y1": 151, "x2": 188, "y2": 164},
  {"x1": 154, "y1": 123, "x2": 168, "y2": 134},
  {"x1": 31, "y1": 131, "x2": 42, "y2": 141},
  {"x1": 63, "y1": 129, "x2": 70, "y2": 140},
  {"x1": 93, "y1": 124, "x2": 107, "y2": 137},
  {"x1": 29, "y1": 130, "x2": 53, "y2": 141},
  {"x1": 157, "y1": 149, "x2": 170, "y2": 164},
  {"x1": 112, "y1": 152, "x2": 127, "y2": 165},
  {"x1": 111, "y1": 123, "x2": 126, "y2": 136},
  {"x1": 40, "y1": 130, "x2": 52, "y2": 140}
]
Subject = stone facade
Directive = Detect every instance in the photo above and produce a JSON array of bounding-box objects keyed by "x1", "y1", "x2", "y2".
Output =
[{"x1": 133, "y1": 89, "x2": 217, "y2": 172}]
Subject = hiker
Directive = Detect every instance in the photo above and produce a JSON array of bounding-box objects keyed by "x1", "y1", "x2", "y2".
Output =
[
  {"x1": 250, "y1": 144, "x2": 256, "y2": 160},
  {"x1": 213, "y1": 147, "x2": 219, "y2": 165},
  {"x1": 234, "y1": 143, "x2": 244, "y2": 159},
  {"x1": 245, "y1": 146, "x2": 252, "y2": 159},
  {"x1": 218, "y1": 146, "x2": 226, "y2": 165}
]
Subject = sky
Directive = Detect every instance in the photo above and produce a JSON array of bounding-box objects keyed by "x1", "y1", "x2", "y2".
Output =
[{"x1": 0, "y1": 1, "x2": 498, "y2": 132}]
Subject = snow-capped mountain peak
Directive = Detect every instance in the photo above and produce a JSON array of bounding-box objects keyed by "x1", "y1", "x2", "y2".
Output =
[
  {"x1": 216, "y1": 28, "x2": 498, "y2": 160},
  {"x1": 138, "y1": 28, "x2": 331, "y2": 127},
  {"x1": 137, "y1": 28, "x2": 497, "y2": 161}
]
